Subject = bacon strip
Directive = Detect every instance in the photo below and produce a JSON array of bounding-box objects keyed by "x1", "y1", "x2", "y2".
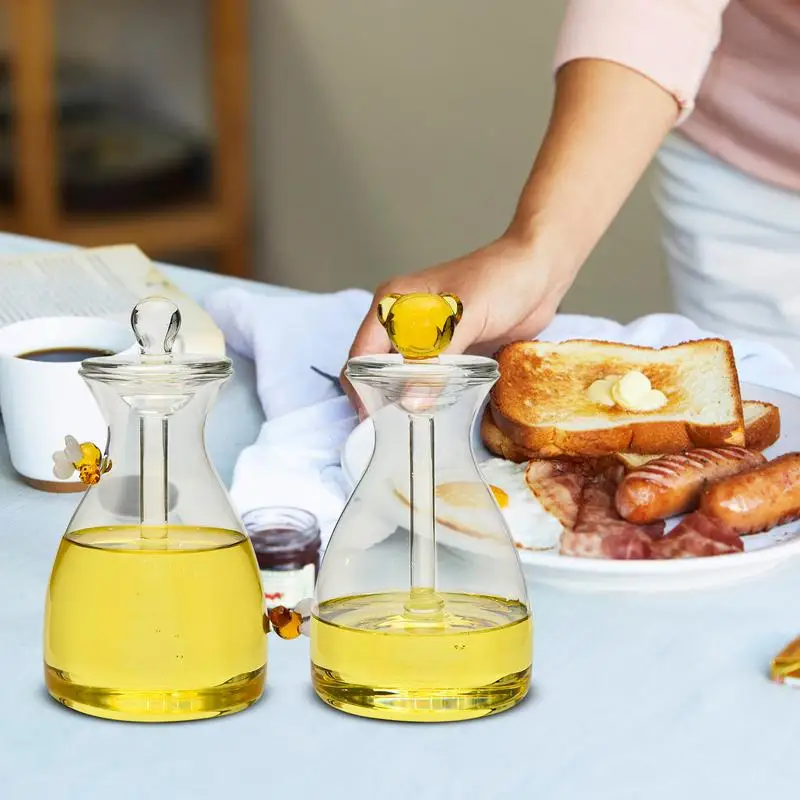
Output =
[
  {"x1": 652, "y1": 511, "x2": 743, "y2": 559},
  {"x1": 562, "y1": 475, "x2": 664, "y2": 560},
  {"x1": 524, "y1": 460, "x2": 587, "y2": 530},
  {"x1": 524, "y1": 463, "x2": 663, "y2": 560}
]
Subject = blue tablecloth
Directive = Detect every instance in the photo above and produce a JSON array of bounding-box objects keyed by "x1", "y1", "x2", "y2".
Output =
[{"x1": 1, "y1": 233, "x2": 799, "y2": 800}]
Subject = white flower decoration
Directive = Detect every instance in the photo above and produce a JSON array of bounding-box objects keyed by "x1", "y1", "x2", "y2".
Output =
[{"x1": 52, "y1": 435, "x2": 83, "y2": 480}]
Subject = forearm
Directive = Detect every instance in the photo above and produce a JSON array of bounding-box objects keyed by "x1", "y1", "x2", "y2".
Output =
[{"x1": 509, "y1": 59, "x2": 679, "y2": 281}]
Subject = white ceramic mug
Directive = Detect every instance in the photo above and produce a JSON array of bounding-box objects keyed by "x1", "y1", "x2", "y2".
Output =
[{"x1": 0, "y1": 317, "x2": 134, "y2": 491}]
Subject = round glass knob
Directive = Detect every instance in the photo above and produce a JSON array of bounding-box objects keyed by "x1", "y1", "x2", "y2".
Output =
[{"x1": 131, "y1": 296, "x2": 181, "y2": 357}]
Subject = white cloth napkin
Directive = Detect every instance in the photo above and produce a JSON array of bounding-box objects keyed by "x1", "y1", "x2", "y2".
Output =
[
  {"x1": 204, "y1": 287, "x2": 800, "y2": 543},
  {"x1": 204, "y1": 287, "x2": 371, "y2": 540}
]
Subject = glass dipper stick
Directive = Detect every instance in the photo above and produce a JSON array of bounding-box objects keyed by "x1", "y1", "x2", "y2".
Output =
[
  {"x1": 139, "y1": 416, "x2": 169, "y2": 537},
  {"x1": 130, "y1": 298, "x2": 181, "y2": 540},
  {"x1": 377, "y1": 292, "x2": 463, "y2": 615},
  {"x1": 407, "y1": 410, "x2": 438, "y2": 612}
]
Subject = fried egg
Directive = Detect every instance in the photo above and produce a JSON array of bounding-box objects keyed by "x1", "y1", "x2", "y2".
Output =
[
  {"x1": 393, "y1": 472, "x2": 505, "y2": 541},
  {"x1": 478, "y1": 458, "x2": 563, "y2": 551},
  {"x1": 392, "y1": 458, "x2": 562, "y2": 550}
]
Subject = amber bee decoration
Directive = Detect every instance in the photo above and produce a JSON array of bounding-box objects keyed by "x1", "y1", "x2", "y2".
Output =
[
  {"x1": 267, "y1": 598, "x2": 313, "y2": 640},
  {"x1": 52, "y1": 435, "x2": 112, "y2": 485},
  {"x1": 377, "y1": 292, "x2": 462, "y2": 360},
  {"x1": 771, "y1": 636, "x2": 800, "y2": 686}
]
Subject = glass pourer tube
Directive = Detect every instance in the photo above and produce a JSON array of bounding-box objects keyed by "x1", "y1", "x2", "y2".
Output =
[
  {"x1": 139, "y1": 415, "x2": 169, "y2": 539},
  {"x1": 379, "y1": 292, "x2": 463, "y2": 616},
  {"x1": 132, "y1": 297, "x2": 179, "y2": 541},
  {"x1": 406, "y1": 413, "x2": 440, "y2": 615}
]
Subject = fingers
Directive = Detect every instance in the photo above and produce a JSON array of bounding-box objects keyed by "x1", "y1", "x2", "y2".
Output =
[
  {"x1": 340, "y1": 356, "x2": 369, "y2": 421},
  {"x1": 348, "y1": 298, "x2": 392, "y2": 361},
  {"x1": 340, "y1": 292, "x2": 392, "y2": 419},
  {"x1": 340, "y1": 375, "x2": 366, "y2": 421},
  {"x1": 444, "y1": 305, "x2": 484, "y2": 355},
  {"x1": 340, "y1": 364, "x2": 369, "y2": 421}
]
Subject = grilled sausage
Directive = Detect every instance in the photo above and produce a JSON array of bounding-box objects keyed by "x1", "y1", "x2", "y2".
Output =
[
  {"x1": 615, "y1": 447, "x2": 766, "y2": 524},
  {"x1": 699, "y1": 452, "x2": 800, "y2": 534}
]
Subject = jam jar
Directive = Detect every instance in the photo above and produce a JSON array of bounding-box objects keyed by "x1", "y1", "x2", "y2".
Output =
[{"x1": 242, "y1": 507, "x2": 321, "y2": 609}]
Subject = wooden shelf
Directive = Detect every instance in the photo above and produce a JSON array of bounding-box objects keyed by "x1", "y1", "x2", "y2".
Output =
[
  {"x1": 58, "y1": 201, "x2": 229, "y2": 252},
  {"x1": 0, "y1": 0, "x2": 252, "y2": 277},
  {"x1": 0, "y1": 200, "x2": 229, "y2": 251}
]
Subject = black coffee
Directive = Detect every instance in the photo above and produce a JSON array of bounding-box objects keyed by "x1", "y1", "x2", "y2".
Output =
[{"x1": 18, "y1": 347, "x2": 114, "y2": 363}]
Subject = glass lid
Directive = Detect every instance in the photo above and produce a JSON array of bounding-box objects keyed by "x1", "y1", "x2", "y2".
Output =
[
  {"x1": 79, "y1": 296, "x2": 231, "y2": 385},
  {"x1": 346, "y1": 353, "x2": 499, "y2": 385}
]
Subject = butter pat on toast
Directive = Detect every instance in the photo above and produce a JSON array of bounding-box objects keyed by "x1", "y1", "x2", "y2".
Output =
[{"x1": 489, "y1": 339, "x2": 745, "y2": 457}]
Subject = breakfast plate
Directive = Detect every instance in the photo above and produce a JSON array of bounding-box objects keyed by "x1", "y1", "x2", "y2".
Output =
[{"x1": 341, "y1": 382, "x2": 800, "y2": 591}]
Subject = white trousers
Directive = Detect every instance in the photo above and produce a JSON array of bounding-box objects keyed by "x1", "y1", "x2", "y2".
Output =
[{"x1": 653, "y1": 133, "x2": 800, "y2": 368}]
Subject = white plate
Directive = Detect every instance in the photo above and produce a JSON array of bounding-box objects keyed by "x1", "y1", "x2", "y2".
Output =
[{"x1": 341, "y1": 383, "x2": 800, "y2": 591}]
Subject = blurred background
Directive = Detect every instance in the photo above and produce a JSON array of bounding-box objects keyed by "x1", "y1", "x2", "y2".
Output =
[{"x1": 0, "y1": 0, "x2": 671, "y2": 321}]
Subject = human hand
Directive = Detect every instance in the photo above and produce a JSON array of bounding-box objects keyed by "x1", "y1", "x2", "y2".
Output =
[{"x1": 341, "y1": 230, "x2": 576, "y2": 416}]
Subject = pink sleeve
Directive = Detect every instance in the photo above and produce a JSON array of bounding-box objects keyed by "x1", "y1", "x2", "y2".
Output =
[{"x1": 554, "y1": 0, "x2": 732, "y2": 122}]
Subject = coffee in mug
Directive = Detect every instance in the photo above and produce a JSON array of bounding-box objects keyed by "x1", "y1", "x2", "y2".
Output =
[
  {"x1": 0, "y1": 316, "x2": 133, "y2": 491},
  {"x1": 18, "y1": 347, "x2": 115, "y2": 363}
]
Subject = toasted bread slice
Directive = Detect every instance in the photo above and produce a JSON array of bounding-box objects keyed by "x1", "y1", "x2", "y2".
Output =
[
  {"x1": 483, "y1": 399, "x2": 780, "y2": 470},
  {"x1": 490, "y1": 339, "x2": 744, "y2": 457},
  {"x1": 741, "y1": 400, "x2": 781, "y2": 451},
  {"x1": 611, "y1": 400, "x2": 781, "y2": 469},
  {"x1": 481, "y1": 405, "x2": 533, "y2": 462}
]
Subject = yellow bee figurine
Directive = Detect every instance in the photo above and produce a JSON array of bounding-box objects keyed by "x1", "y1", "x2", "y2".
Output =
[
  {"x1": 377, "y1": 292, "x2": 463, "y2": 360},
  {"x1": 52, "y1": 435, "x2": 112, "y2": 485}
]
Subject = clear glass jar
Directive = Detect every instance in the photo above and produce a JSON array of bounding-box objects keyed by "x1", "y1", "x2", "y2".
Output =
[
  {"x1": 43, "y1": 298, "x2": 265, "y2": 722},
  {"x1": 310, "y1": 354, "x2": 533, "y2": 722}
]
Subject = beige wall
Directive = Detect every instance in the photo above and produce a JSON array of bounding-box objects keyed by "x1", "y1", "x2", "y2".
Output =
[
  {"x1": 253, "y1": 0, "x2": 671, "y2": 322},
  {"x1": 17, "y1": 0, "x2": 671, "y2": 322}
]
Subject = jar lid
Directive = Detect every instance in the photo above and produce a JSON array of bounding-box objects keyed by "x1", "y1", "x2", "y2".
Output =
[
  {"x1": 242, "y1": 507, "x2": 321, "y2": 554},
  {"x1": 79, "y1": 296, "x2": 231, "y2": 386}
]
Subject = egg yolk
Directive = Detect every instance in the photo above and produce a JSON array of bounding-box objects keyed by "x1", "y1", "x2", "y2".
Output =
[
  {"x1": 434, "y1": 481, "x2": 508, "y2": 509},
  {"x1": 490, "y1": 485, "x2": 509, "y2": 508}
]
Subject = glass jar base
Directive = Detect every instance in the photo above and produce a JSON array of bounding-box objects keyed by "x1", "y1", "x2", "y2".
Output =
[
  {"x1": 312, "y1": 664, "x2": 530, "y2": 722},
  {"x1": 44, "y1": 664, "x2": 265, "y2": 722}
]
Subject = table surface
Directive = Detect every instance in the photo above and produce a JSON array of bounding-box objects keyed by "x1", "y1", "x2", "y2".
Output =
[{"x1": 1, "y1": 233, "x2": 799, "y2": 800}]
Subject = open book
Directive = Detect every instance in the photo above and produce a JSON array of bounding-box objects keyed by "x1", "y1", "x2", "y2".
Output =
[{"x1": 0, "y1": 244, "x2": 225, "y2": 355}]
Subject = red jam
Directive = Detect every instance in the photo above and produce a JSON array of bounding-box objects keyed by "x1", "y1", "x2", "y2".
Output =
[{"x1": 242, "y1": 507, "x2": 321, "y2": 610}]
